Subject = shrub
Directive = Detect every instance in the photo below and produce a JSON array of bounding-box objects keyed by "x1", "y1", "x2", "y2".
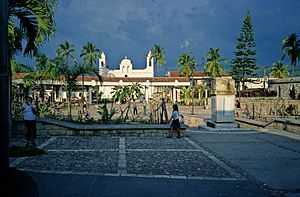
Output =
[{"x1": 9, "y1": 146, "x2": 45, "y2": 157}]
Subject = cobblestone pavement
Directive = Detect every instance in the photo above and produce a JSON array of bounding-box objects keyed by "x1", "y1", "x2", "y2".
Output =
[
  {"x1": 10, "y1": 136, "x2": 244, "y2": 181},
  {"x1": 9, "y1": 129, "x2": 300, "y2": 196}
]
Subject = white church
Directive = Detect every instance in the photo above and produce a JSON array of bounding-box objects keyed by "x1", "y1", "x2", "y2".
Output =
[
  {"x1": 99, "y1": 51, "x2": 155, "y2": 78},
  {"x1": 13, "y1": 51, "x2": 191, "y2": 104}
]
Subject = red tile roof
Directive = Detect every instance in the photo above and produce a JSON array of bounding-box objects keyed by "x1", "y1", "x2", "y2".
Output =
[
  {"x1": 167, "y1": 71, "x2": 209, "y2": 77},
  {"x1": 12, "y1": 73, "x2": 189, "y2": 83}
]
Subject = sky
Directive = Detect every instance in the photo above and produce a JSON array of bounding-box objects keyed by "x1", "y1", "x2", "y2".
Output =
[{"x1": 18, "y1": 0, "x2": 300, "y2": 76}]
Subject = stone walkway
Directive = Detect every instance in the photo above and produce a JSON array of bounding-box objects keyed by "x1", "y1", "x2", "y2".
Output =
[
  {"x1": 9, "y1": 128, "x2": 300, "y2": 196},
  {"x1": 10, "y1": 136, "x2": 243, "y2": 181}
]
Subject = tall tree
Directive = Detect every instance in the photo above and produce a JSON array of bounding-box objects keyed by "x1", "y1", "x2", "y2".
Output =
[
  {"x1": 176, "y1": 52, "x2": 196, "y2": 78},
  {"x1": 281, "y1": 33, "x2": 300, "y2": 74},
  {"x1": 231, "y1": 10, "x2": 258, "y2": 91},
  {"x1": 55, "y1": 56, "x2": 91, "y2": 119},
  {"x1": 8, "y1": 0, "x2": 57, "y2": 59},
  {"x1": 56, "y1": 41, "x2": 76, "y2": 66},
  {"x1": 270, "y1": 61, "x2": 289, "y2": 78},
  {"x1": 80, "y1": 42, "x2": 100, "y2": 105},
  {"x1": 150, "y1": 44, "x2": 166, "y2": 77},
  {"x1": 204, "y1": 48, "x2": 226, "y2": 77}
]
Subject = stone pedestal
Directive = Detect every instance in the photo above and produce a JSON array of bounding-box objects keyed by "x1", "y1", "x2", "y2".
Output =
[{"x1": 208, "y1": 77, "x2": 238, "y2": 129}]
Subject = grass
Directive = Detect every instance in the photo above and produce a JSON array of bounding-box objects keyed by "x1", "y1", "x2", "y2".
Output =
[{"x1": 9, "y1": 145, "x2": 45, "y2": 157}]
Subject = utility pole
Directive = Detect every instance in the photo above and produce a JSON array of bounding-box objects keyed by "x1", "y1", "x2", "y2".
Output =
[{"x1": 0, "y1": 0, "x2": 9, "y2": 167}]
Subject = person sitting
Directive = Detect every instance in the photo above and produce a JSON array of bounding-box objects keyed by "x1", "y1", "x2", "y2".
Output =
[{"x1": 179, "y1": 115, "x2": 187, "y2": 129}]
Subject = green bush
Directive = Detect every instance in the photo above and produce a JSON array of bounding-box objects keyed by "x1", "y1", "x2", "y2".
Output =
[{"x1": 9, "y1": 146, "x2": 45, "y2": 157}]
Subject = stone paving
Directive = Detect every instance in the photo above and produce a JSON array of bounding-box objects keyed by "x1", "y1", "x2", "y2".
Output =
[
  {"x1": 9, "y1": 128, "x2": 300, "y2": 196},
  {"x1": 10, "y1": 136, "x2": 244, "y2": 181}
]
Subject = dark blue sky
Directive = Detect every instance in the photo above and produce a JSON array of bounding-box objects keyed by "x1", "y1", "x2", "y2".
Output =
[{"x1": 18, "y1": 0, "x2": 300, "y2": 76}]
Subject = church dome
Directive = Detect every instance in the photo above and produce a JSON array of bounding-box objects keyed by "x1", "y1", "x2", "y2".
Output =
[{"x1": 120, "y1": 56, "x2": 133, "y2": 67}]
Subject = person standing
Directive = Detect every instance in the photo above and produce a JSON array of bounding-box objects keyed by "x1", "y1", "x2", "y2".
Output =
[
  {"x1": 23, "y1": 97, "x2": 38, "y2": 147},
  {"x1": 160, "y1": 98, "x2": 168, "y2": 124},
  {"x1": 235, "y1": 100, "x2": 241, "y2": 117},
  {"x1": 133, "y1": 99, "x2": 138, "y2": 115},
  {"x1": 142, "y1": 97, "x2": 147, "y2": 115},
  {"x1": 168, "y1": 104, "x2": 181, "y2": 138}
]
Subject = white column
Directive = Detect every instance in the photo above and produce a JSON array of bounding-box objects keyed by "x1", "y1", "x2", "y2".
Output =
[
  {"x1": 88, "y1": 88, "x2": 92, "y2": 104},
  {"x1": 205, "y1": 89, "x2": 208, "y2": 107},
  {"x1": 172, "y1": 88, "x2": 176, "y2": 103}
]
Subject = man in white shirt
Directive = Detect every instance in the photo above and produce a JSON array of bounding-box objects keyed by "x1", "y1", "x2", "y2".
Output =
[{"x1": 22, "y1": 97, "x2": 37, "y2": 147}]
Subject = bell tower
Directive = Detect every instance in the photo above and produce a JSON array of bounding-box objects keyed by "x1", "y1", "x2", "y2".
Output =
[
  {"x1": 146, "y1": 51, "x2": 154, "y2": 77},
  {"x1": 99, "y1": 52, "x2": 106, "y2": 76}
]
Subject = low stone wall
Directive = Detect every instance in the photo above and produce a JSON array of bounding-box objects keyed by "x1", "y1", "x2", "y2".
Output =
[
  {"x1": 13, "y1": 118, "x2": 186, "y2": 137},
  {"x1": 239, "y1": 98, "x2": 300, "y2": 121},
  {"x1": 236, "y1": 117, "x2": 300, "y2": 134}
]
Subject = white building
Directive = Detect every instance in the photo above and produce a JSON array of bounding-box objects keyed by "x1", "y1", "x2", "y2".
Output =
[
  {"x1": 99, "y1": 51, "x2": 154, "y2": 78},
  {"x1": 13, "y1": 51, "x2": 190, "y2": 104}
]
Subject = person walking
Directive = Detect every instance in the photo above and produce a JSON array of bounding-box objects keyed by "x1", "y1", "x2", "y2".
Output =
[
  {"x1": 168, "y1": 104, "x2": 181, "y2": 138},
  {"x1": 23, "y1": 97, "x2": 38, "y2": 147}
]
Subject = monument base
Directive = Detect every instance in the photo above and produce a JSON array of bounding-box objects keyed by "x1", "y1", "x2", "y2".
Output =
[
  {"x1": 206, "y1": 120, "x2": 239, "y2": 128},
  {"x1": 197, "y1": 120, "x2": 254, "y2": 132}
]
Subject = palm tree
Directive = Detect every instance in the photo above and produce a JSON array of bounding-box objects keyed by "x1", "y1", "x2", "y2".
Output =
[
  {"x1": 56, "y1": 41, "x2": 76, "y2": 66},
  {"x1": 80, "y1": 42, "x2": 101, "y2": 106},
  {"x1": 34, "y1": 53, "x2": 49, "y2": 101},
  {"x1": 204, "y1": 48, "x2": 226, "y2": 77},
  {"x1": 180, "y1": 86, "x2": 192, "y2": 105},
  {"x1": 8, "y1": 0, "x2": 57, "y2": 58},
  {"x1": 11, "y1": 59, "x2": 32, "y2": 74},
  {"x1": 56, "y1": 58, "x2": 90, "y2": 119},
  {"x1": 176, "y1": 52, "x2": 196, "y2": 78},
  {"x1": 129, "y1": 83, "x2": 143, "y2": 100},
  {"x1": 270, "y1": 61, "x2": 289, "y2": 78},
  {"x1": 45, "y1": 58, "x2": 61, "y2": 103},
  {"x1": 150, "y1": 44, "x2": 166, "y2": 77},
  {"x1": 281, "y1": 33, "x2": 300, "y2": 74},
  {"x1": 176, "y1": 52, "x2": 197, "y2": 114}
]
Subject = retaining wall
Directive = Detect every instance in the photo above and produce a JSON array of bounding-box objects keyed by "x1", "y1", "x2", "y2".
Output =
[
  {"x1": 13, "y1": 118, "x2": 186, "y2": 137},
  {"x1": 236, "y1": 117, "x2": 300, "y2": 134}
]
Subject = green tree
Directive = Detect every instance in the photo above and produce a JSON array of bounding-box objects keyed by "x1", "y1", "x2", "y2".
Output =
[
  {"x1": 231, "y1": 10, "x2": 258, "y2": 91},
  {"x1": 204, "y1": 48, "x2": 226, "y2": 77},
  {"x1": 270, "y1": 61, "x2": 289, "y2": 78},
  {"x1": 45, "y1": 58, "x2": 61, "y2": 103},
  {"x1": 180, "y1": 86, "x2": 192, "y2": 105},
  {"x1": 150, "y1": 44, "x2": 166, "y2": 77},
  {"x1": 176, "y1": 52, "x2": 196, "y2": 78},
  {"x1": 129, "y1": 83, "x2": 143, "y2": 100},
  {"x1": 281, "y1": 33, "x2": 300, "y2": 74},
  {"x1": 33, "y1": 53, "x2": 50, "y2": 101},
  {"x1": 8, "y1": 0, "x2": 57, "y2": 58},
  {"x1": 111, "y1": 83, "x2": 143, "y2": 120},
  {"x1": 11, "y1": 59, "x2": 32, "y2": 74},
  {"x1": 56, "y1": 57, "x2": 91, "y2": 119},
  {"x1": 80, "y1": 42, "x2": 101, "y2": 105},
  {"x1": 56, "y1": 41, "x2": 76, "y2": 66}
]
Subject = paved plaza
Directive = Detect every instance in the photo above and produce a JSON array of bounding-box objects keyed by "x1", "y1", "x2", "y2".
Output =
[{"x1": 9, "y1": 128, "x2": 300, "y2": 197}]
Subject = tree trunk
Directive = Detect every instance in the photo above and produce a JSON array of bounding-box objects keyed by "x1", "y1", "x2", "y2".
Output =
[{"x1": 68, "y1": 89, "x2": 72, "y2": 119}]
